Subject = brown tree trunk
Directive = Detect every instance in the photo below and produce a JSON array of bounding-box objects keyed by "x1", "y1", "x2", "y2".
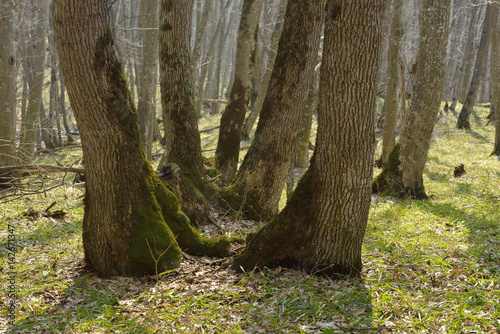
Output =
[
  {"x1": 219, "y1": 0, "x2": 324, "y2": 221},
  {"x1": 215, "y1": 0, "x2": 265, "y2": 185},
  {"x1": 373, "y1": 0, "x2": 452, "y2": 199},
  {"x1": 53, "y1": 0, "x2": 230, "y2": 277},
  {"x1": 232, "y1": 0, "x2": 383, "y2": 277},
  {"x1": 158, "y1": 0, "x2": 216, "y2": 225}
]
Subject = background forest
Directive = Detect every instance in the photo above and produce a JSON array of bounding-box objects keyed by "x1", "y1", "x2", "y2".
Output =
[{"x1": 1, "y1": 0, "x2": 500, "y2": 333}]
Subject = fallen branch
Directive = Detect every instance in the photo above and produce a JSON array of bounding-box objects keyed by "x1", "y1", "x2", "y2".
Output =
[
  {"x1": 0, "y1": 164, "x2": 85, "y2": 175},
  {"x1": 202, "y1": 99, "x2": 228, "y2": 105},
  {"x1": 199, "y1": 126, "x2": 220, "y2": 134}
]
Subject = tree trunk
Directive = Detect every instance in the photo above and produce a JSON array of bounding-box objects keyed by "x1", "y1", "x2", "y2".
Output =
[
  {"x1": 380, "y1": 0, "x2": 403, "y2": 166},
  {"x1": 232, "y1": 0, "x2": 383, "y2": 277},
  {"x1": 457, "y1": 4, "x2": 490, "y2": 130},
  {"x1": 241, "y1": 0, "x2": 287, "y2": 141},
  {"x1": 53, "y1": 0, "x2": 230, "y2": 277},
  {"x1": 0, "y1": 0, "x2": 17, "y2": 169},
  {"x1": 295, "y1": 67, "x2": 320, "y2": 168},
  {"x1": 373, "y1": 0, "x2": 452, "y2": 199},
  {"x1": 460, "y1": 4, "x2": 482, "y2": 103},
  {"x1": 137, "y1": 0, "x2": 159, "y2": 160},
  {"x1": 218, "y1": 0, "x2": 323, "y2": 221},
  {"x1": 20, "y1": 0, "x2": 50, "y2": 162},
  {"x1": 491, "y1": 3, "x2": 500, "y2": 156},
  {"x1": 158, "y1": 0, "x2": 217, "y2": 225},
  {"x1": 215, "y1": 0, "x2": 265, "y2": 185}
]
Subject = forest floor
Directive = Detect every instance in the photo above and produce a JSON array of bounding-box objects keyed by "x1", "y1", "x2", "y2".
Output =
[{"x1": 1, "y1": 105, "x2": 499, "y2": 333}]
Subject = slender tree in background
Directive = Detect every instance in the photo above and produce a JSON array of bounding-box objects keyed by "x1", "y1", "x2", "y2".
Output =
[
  {"x1": 53, "y1": 0, "x2": 230, "y2": 277},
  {"x1": 232, "y1": 0, "x2": 383, "y2": 276},
  {"x1": 137, "y1": 0, "x2": 159, "y2": 160},
  {"x1": 490, "y1": 2, "x2": 500, "y2": 156},
  {"x1": 373, "y1": 0, "x2": 452, "y2": 199},
  {"x1": 215, "y1": 0, "x2": 265, "y2": 185},
  {"x1": 219, "y1": 0, "x2": 324, "y2": 221},
  {"x1": 0, "y1": 0, "x2": 17, "y2": 170},
  {"x1": 457, "y1": 4, "x2": 490, "y2": 130},
  {"x1": 379, "y1": 0, "x2": 403, "y2": 166},
  {"x1": 20, "y1": 0, "x2": 50, "y2": 163}
]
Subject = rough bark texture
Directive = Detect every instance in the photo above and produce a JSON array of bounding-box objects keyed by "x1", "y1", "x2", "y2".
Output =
[
  {"x1": 215, "y1": 0, "x2": 265, "y2": 185},
  {"x1": 373, "y1": 0, "x2": 451, "y2": 199},
  {"x1": 137, "y1": 0, "x2": 159, "y2": 160},
  {"x1": 219, "y1": 0, "x2": 324, "y2": 221},
  {"x1": 457, "y1": 4, "x2": 490, "y2": 130},
  {"x1": 380, "y1": 0, "x2": 403, "y2": 165},
  {"x1": 0, "y1": 0, "x2": 17, "y2": 169},
  {"x1": 232, "y1": 0, "x2": 383, "y2": 277},
  {"x1": 491, "y1": 3, "x2": 500, "y2": 156},
  {"x1": 159, "y1": 0, "x2": 215, "y2": 225},
  {"x1": 53, "y1": 0, "x2": 229, "y2": 277}
]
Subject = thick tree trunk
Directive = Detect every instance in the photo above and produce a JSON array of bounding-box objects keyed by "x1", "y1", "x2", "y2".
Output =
[
  {"x1": 158, "y1": 0, "x2": 216, "y2": 225},
  {"x1": 219, "y1": 0, "x2": 323, "y2": 221},
  {"x1": 0, "y1": 0, "x2": 17, "y2": 169},
  {"x1": 457, "y1": 4, "x2": 490, "y2": 130},
  {"x1": 137, "y1": 0, "x2": 159, "y2": 161},
  {"x1": 460, "y1": 4, "x2": 482, "y2": 103},
  {"x1": 380, "y1": 0, "x2": 403, "y2": 166},
  {"x1": 491, "y1": 3, "x2": 500, "y2": 156},
  {"x1": 53, "y1": 0, "x2": 230, "y2": 277},
  {"x1": 215, "y1": 0, "x2": 265, "y2": 185},
  {"x1": 232, "y1": 0, "x2": 383, "y2": 277},
  {"x1": 373, "y1": 0, "x2": 451, "y2": 199}
]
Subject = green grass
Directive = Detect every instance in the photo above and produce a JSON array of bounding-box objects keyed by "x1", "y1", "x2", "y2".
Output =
[{"x1": 1, "y1": 105, "x2": 499, "y2": 333}]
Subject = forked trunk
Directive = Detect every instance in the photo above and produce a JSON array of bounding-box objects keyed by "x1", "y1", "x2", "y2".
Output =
[{"x1": 232, "y1": 0, "x2": 383, "y2": 277}]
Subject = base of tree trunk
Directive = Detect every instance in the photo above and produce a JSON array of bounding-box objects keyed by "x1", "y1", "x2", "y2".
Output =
[
  {"x1": 372, "y1": 144, "x2": 428, "y2": 199},
  {"x1": 230, "y1": 169, "x2": 362, "y2": 278}
]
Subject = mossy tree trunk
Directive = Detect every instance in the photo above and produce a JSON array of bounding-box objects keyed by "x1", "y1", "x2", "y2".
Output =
[
  {"x1": 491, "y1": 3, "x2": 500, "y2": 156},
  {"x1": 219, "y1": 0, "x2": 324, "y2": 221},
  {"x1": 0, "y1": 0, "x2": 17, "y2": 170},
  {"x1": 232, "y1": 0, "x2": 383, "y2": 277},
  {"x1": 53, "y1": 0, "x2": 230, "y2": 277},
  {"x1": 215, "y1": 0, "x2": 264, "y2": 186},
  {"x1": 158, "y1": 0, "x2": 216, "y2": 225},
  {"x1": 457, "y1": 4, "x2": 490, "y2": 130},
  {"x1": 373, "y1": 0, "x2": 451, "y2": 199},
  {"x1": 380, "y1": 0, "x2": 403, "y2": 166}
]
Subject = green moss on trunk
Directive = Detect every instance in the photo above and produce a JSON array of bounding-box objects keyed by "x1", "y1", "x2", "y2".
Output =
[{"x1": 153, "y1": 176, "x2": 232, "y2": 257}]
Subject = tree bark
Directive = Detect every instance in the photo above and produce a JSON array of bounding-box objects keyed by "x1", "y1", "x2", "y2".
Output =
[
  {"x1": 373, "y1": 0, "x2": 452, "y2": 199},
  {"x1": 53, "y1": 0, "x2": 230, "y2": 277},
  {"x1": 215, "y1": 0, "x2": 265, "y2": 185},
  {"x1": 232, "y1": 0, "x2": 383, "y2": 277},
  {"x1": 0, "y1": 0, "x2": 17, "y2": 168},
  {"x1": 457, "y1": 4, "x2": 490, "y2": 130}
]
